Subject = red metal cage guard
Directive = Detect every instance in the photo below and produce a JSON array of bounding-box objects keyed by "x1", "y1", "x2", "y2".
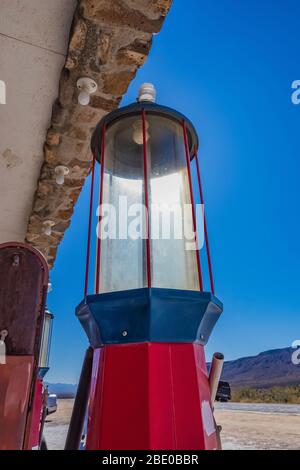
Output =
[
  {"x1": 182, "y1": 120, "x2": 203, "y2": 291},
  {"x1": 142, "y1": 109, "x2": 152, "y2": 288},
  {"x1": 84, "y1": 121, "x2": 215, "y2": 296},
  {"x1": 95, "y1": 124, "x2": 106, "y2": 294},
  {"x1": 84, "y1": 154, "x2": 96, "y2": 297},
  {"x1": 194, "y1": 149, "x2": 215, "y2": 295}
]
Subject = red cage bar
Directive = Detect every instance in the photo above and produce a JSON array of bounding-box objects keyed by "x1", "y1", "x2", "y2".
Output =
[
  {"x1": 142, "y1": 108, "x2": 152, "y2": 288},
  {"x1": 182, "y1": 120, "x2": 203, "y2": 291},
  {"x1": 95, "y1": 124, "x2": 106, "y2": 294},
  {"x1": 194, "y1": 149, "x2": 215, "y2": 295},
  {"x1": 84, "y1": 155, "x2": 95, "y2": 297}
]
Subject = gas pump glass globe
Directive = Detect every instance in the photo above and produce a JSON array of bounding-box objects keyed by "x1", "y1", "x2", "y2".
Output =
[
  {"x1": 38, "y1": 310, "x2": 53, "y2": 368},
  {"x1": 93, "y1": 105, "x2": 199, "y2": 294},
  {"x1": 99, "y1": 115, "x2": 145, "y2": 293}
]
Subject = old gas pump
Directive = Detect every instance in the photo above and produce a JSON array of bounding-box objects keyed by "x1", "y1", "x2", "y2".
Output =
[
  {"x1": 0, "y1": 242, "x2": 52, "y2": 450},
  {"x1": 69, "y1": 84, "x2": 224, "y2": 450}
]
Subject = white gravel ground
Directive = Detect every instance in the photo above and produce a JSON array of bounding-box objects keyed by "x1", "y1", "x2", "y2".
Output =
[{"x1": 44, "y1": 399, "x2": 300, "y2": 450}]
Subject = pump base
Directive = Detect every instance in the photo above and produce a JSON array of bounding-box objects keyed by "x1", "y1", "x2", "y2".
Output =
[{"x1": 86, "y1": 342, "x2": 218, "y2": 450}]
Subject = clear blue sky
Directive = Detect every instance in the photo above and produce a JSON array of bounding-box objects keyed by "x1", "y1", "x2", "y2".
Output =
[{"x1": 46, "y1": 0, "x2": 300, "y2": 384}]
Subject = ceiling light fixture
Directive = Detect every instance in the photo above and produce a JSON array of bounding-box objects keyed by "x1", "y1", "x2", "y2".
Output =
[
  {"x1": 55, "y1": 165, "x2": 70, "y2": 185},
  {"x1": 77, "y1": 77, "x2": 98, "y2": 106},
  {"x1": 43, "y1": 220, "x2": 55, "y2": 236}
]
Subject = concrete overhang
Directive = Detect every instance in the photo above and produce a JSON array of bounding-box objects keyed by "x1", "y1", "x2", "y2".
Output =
[
  {"x1": 0, "y1": 0, "x2": 172, "y2": 267},
  {"x1": 0, "y1": 0, "x2": 77, "y2": 243}
]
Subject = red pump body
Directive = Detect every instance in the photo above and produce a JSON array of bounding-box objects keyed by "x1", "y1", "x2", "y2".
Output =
[{"x1": 86, "y1": 343, "x2": 218, "y2": 450}]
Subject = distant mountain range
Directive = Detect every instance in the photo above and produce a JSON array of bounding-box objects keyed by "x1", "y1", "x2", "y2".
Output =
[
  {"x1": 47, "y1": 347, "x2": 300, "y2": 396},
  {"x1": 46, "y1": 382, "x2": 77, "y2": 398},
  {"x1": 220, "y1": 347, "x2": 300, "y2": 389}
]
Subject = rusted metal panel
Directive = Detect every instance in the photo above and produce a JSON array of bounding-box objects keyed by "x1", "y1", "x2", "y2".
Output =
[
  {"x1": 0, "y1": 242, "x2": 48, "y2": 449},
  {"x1": 0, "y1": 356, "x2": 34, "y2": 450},
  {"x1": 0, "y1": 242, "x2": 48, "y2": 356},
  {"x1": 25, "y1": 378, "x2": 44, "y2": 450}
]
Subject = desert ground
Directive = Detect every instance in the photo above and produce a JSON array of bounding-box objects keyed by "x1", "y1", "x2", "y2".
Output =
[
  {"x1": 215, "y1": 403, "x2": 300, "y2": 450},
  {"x1": 44, "y1": 399, "x2": 300, "y2": 450},
  {"x1": 44, "y1": 399, "x2": 74, "y2": 450}
]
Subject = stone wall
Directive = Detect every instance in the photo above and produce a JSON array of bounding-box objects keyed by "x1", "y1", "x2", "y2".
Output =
[{"x1": 26, "y1": 0, "x2": 172, "y2": 267}]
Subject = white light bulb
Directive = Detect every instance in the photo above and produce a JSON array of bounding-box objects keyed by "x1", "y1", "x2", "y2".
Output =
[
  {"x1": 44, "y1": 226, "x2": 52, "y2": 236},
  {"x1": 78, "y1": 90, "x2": 90, "y2": 106},
  {"x1": 55, "y1": 165, "x2": 69, "y2": 185},
  {"x1": 77, "y1": 78, "x2": 97, "y2": 106},
  {"x1": 138, "y1": 83, "x2": 156, "y2": 103},
  {"x1": 132, "y1": 120, "x2": 149, "y2": 145},
  {"x1": 43, "y1": 220, "x2": 55, "y2": 236},
  {"x1": 56, "y1": 173, "x2": 65, "y2": 185}
]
